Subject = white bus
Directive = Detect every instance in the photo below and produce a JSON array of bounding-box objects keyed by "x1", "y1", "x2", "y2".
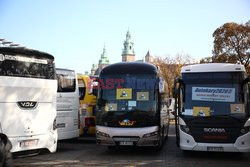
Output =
[
  {"x1": 56, "y1": 68, "x2": 79, "y2": 140},
  {"x1": 0, "y1": 47, "x2": 58, "y2": 153},
  {"x1": 174, "y1": 63, "x2": 250, "y2": 152}
]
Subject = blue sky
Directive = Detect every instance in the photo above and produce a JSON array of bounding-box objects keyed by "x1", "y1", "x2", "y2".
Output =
[{"x1": 0, "y1": 0, "x2": 249, "y2": 73}]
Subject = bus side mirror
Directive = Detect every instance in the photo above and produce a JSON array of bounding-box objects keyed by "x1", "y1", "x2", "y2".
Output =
[{"x1": 174, "y1": 77, "x2": 182, "y2": 98}]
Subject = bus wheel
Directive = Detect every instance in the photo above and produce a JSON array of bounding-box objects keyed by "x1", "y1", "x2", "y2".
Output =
[{"x1": 156, "y1": 135, "x2": 163, "y2": 150}]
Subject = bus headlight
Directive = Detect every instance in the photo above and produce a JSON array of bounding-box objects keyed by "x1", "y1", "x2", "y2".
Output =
[
  {"x1": 143, "y1": 131, "x2": 158, "y2": 138},
  {"x1": 180, "y1": 125, "x2": 191, "y2": 134},
  {"x1": 240, "y1": 126, "x2": 250, "y2": 135},
  {"x1": 96, "y1": 130, "x2": 110, "y2": 138}
]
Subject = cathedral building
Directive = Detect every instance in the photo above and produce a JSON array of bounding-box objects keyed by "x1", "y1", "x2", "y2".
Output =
[
  {"x1": 90, "y1": 45, "x2": 110, "y2": 75},
  {"x1": 90, "y1": 30, "x2": 154, "y2": 75}
]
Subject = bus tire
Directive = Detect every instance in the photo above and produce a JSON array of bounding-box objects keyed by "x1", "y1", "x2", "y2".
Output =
[
  {"x1": 0, "y1": 133, "x2": 13, "y2": 167},
  {"x1": 176, "y1": 129, "x2": 180, "y2": 147},
  {"x1": 176, "y1": 136, "x2": 180, "y2": 147},
  {"x1": 3, "y1": 151, "x2": 13, "y2": 167}
]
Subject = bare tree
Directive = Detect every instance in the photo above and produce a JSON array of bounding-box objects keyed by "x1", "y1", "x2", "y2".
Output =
[{"x1": 152, "y1": 53, "x2": 195, "y2": 97}]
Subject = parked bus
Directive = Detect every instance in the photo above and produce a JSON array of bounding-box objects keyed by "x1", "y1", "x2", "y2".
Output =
[
  {"x1": 174, "y1": 63, "x2": 250, "y2": 152},
  {"x1": 77, "y1": 74, "x2": 97, "y2": 136},
  {"x1": 96, "y1": 62, "x2": 170, "y2": 149},
  {"x1": 0, "y1": 47, "x2": 57, "y2": 153},
  {"x1": 56, "y1": 68, "x2": 79, "y2": 140}
]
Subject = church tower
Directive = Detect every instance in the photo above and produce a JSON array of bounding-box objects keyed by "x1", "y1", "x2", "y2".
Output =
[
  {"x1": 92, "y1": 45, "x2": 110, "y2": 75},
  {"x1": 121, "y1": 30, "x2": 135, "y2": 62},
  {"x1": 145, "y1": 50, "x2": 154, "y2": 63},
  {"x1": 98, "y1": 45, "x2": 109, "y2": 70}
]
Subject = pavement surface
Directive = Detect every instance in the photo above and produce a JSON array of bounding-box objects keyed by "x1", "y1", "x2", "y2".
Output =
[{"x1": 14, "y1": 125, "x2": 250, "y2": 167}]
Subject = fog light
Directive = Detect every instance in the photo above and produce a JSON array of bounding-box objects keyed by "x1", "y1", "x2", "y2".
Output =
[
  {"x1": 240, "y1": 126, "x2": 250, "y2": 135},
  {"x1": 143, "y1": 131, "x2": 158, "y2": 138},
  {"x1": 96, "y1": 130, "x2": 110, "y2": 138},
  {"x1": 180, "y1": 125, "x2": 191, "y2": 134}
]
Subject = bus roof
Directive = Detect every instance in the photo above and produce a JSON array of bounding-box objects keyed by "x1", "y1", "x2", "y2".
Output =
[
  {"x1": 0, "y1": 47, "x2": 54, "y2": 60},
  {"x1": 181, "y1": 63, "x2": 246, "y2": 73},
  {"x1": 100, "y1": 62, "x2": 158, "y2": 76},
  {"x1": 56, "y1": 68, "x2": 75, "y2": 72}
]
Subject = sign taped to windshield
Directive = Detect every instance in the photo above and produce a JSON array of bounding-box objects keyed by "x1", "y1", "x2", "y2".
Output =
[
  {"x1": 116, "y1": 88, "x2": 132, "y2": 100},
  {"x1": 193, "y1": 107, "x2": 210, "y2": 116},
  {"x1": 192, "y1": 87, "x2": 235, "y2": 102},
  {"x1": 230, "y1": 104, "x2": 244, "y2": 114},
  {"x1": 105, "y1": 103, "x2": 117, "y2": 111}
]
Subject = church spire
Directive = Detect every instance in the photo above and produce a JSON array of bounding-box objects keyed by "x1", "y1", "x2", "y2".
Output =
[
  {"x1": 101, "y1": 44, "x2": 107, "y2": 58},
  {"x1": 121, "y1": 30, "x2": 135, "y2": 62}
]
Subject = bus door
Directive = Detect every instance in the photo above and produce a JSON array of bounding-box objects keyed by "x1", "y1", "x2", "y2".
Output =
[{"x1": 174, "y1": 78, "x2": 184, "y2": 147}]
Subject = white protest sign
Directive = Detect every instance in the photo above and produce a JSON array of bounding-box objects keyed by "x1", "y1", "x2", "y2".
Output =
[{"x1": 192, "y1": 87, "x2": 235, "y2": 102}]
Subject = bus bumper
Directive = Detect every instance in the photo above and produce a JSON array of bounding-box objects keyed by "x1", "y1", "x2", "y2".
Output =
[
  {"x1": 9, "y1": 130, "x2": 58, "y2": 153},
  {"x1": 179, "y1": 129, "x2": 250, "y2": 152},
  {"x1": 96, "y1": 126, "x2": 160, "y2": 147}
]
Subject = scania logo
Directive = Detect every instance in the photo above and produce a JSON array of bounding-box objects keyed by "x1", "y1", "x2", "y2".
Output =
[
  {"x1": 204, "y1": 128, "x2": 226, "y2": 133},
  {"x1": 17, "y1": 101, "x2": 38, "y2": 109}
]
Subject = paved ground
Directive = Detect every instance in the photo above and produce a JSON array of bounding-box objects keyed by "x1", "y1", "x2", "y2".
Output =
[{"x1": 14, "y1": 125, "x2": 250, "y2": 167}]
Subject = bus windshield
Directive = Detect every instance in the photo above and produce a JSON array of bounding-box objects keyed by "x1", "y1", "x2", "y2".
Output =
[
  {"x1": 0, "y1": 53, "x2": 55, "y2": 79},
  {"x1": 56, "y1": 69, "x2": 76, "y2": 92},
  {"x1": 97, "y1": 74, "x2": 157, "y2": 113},
  {"x1": 182, "y1": 72, "x2": 248, "y2": 116}
]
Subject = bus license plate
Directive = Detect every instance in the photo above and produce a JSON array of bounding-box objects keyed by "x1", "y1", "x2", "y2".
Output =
[
  {"x1": 119, "y1": 141, "x2": 133, "y2": 146},
  {"x1": 207, "y1": 147, "x2": 224, "y2": 152},
  {"x1": 20, "y1": 139, "x2": 38, "y2": 147}
]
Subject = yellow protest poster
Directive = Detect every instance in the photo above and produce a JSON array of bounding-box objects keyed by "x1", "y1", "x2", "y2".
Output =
[
  {"x1": 193, "y1": 107, "x2": 210, "y2": 117},
  {"x1": 105, "y1": 103, "x2": 117, "y2": 111},
  {"x1": 116, "y1": 88, "x2": 132, "y2": 100},
  {"x1": 137, "y1": 92, "x2": 149, "y2": 101},
  {"x1": 230, "y1": 104, "x2": 244, "y2": 114}
]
